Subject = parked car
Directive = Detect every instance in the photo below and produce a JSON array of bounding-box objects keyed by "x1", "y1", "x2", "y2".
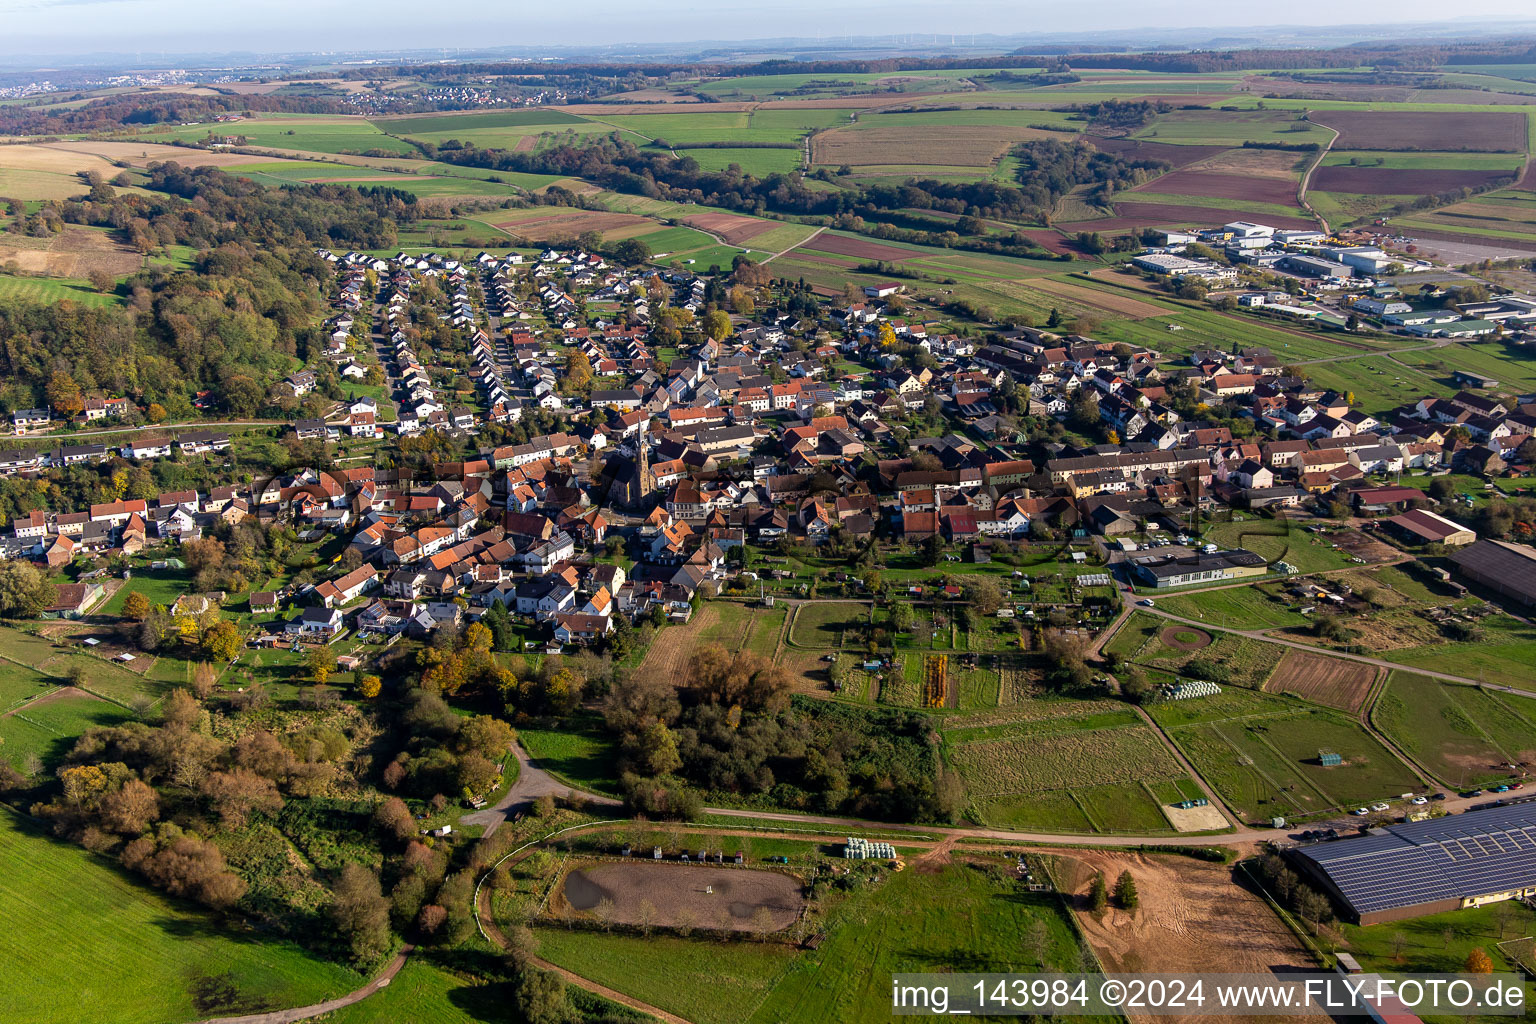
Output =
[
  {"x1": 1140, "y1": 599, "x2": 1155, "y2": 607},
  {"x1": 1370, "y1": 802, "x2": 1390, "y2": 811},
  {"x1": 1411, "y1": 796, "x2": 1428, "y2": 805},
  {"x1": 1352, "y1": 807, "x2": 1369, "y2": 816}
]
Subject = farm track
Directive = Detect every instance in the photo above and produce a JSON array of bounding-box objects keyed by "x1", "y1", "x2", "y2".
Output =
[
  {"x1": 188, "y1": 947, "x2": 413, "y2": 1024},
  {"x1": 1296, "y1": 120, "x2": 1340, "y2": 233}
]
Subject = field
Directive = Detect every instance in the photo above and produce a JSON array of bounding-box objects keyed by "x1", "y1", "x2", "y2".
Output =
[
  {"x1": 1015, "y1": 276, "x2": 1172, "y2": 318},
  {"x1": 0, "y1": 688, "x2": 135, "y2": 772},
  {"x1": 1374, "y1": 672, "x2": 1536, "y2": 788},
  {"x1": 1262, "y1": 650, "x2": 1378, "y2": 711},
  {"x1": 533, "y1": 855, "x2": 1084, "y2": 1024},
  {"x1": 1310, "y1": 165, "x2": 1515, "y2": 194},
  {"x1": 1159, "y1": 693, "x2": 1421, "y2": 820},
  {"x1": 554, "y1": 861, "x2": 804, "y2": 933},
  {"x1": 1113, "y1": 612, "x2": 1286, "y2": 690},
  {"x1": 1058, "y1": 848, "x2": 1309, "y2": 992},
  {"x1": 810, "y1": 124, "x2": 1052, "y2": 169},
  {"x1": 518, "y1": 713, "x2": 621, "y2": 794},
  {"x1": 137, "y1": 116, "x2": 419, "y2": 156},
  {"x1": 1133, "y1": 170, "x2": 1301, "y2": 208},
  {"x1": 1310, "y1": 110, "x2": 1527, "y2": 151},
  {"x1": 1379, "y1": 613, "x2": 1536, "y2": 687},
  {"x1": 0, "y1": 273, "x2": 120, "y2": 307},
  {"x1": 944, "y1": 711, "x2": 1191, "y2": 832},
  {"x1": 1133, "y1": 108, "x2": 1323, "y2": 146},
  {"x1": 373, "y1": 109, "x2": 589, "y2": 134},
  {"x1": 0, "y1": 808, "x2": 359, "y2": 1024},
  {"x1": 787, "y1": 601, "x2": 868, "y2": 648},
  {"x1": 0, "y1": 226, "x2": 142, "y2": 280}
]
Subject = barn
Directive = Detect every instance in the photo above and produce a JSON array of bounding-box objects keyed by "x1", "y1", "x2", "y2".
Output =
[{"x1": 1291, "y1": 804, "x2": 1536, "y2": 925}]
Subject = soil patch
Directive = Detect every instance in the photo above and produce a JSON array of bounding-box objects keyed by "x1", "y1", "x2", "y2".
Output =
[
  {"x1": 1057, "y1": 849, "x2": 1311, "y2": 1024},
  {"x1": 1160, "y1": 627, "x2": 1213, "y2": 652},
  {"x1": 1136, "y1": 171, "x2": 1300, "y2": 207},
  {"x1": 798, "y1": 233, "x2": 918, "y2": 262},
  {"x1": 1311, "y1": 166, "x2": 1514, "y2": 195},
  {"x1": 1264, "y1": 650, "x2": 1377, "y2": 712},
  {"x1": 1311, "y1": 111, "x2": 1525, "y2": 152},
  {"x1": 1018, "y1": 277, "x2": 1169, "y2": 318},
  {"x1": 555, "y1": 860, "x2": 804, "y2": 933},
  {"x1": 680, "y1": 211, "x2": 777, "y2": 245}
]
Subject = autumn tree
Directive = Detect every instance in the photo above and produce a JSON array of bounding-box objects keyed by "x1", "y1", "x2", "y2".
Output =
[
  {"x1": 122, "y1": 834, "x2": 246, "y2": 909},
  {"x1": 0, "y1": 561, "x2": 57, "y2": 618},
  {"x1": 456, "y1": 714, "x2": 514, "y2": 760},
  {"x1": 98, "y1": 778, "x2": 160, "y2": 835},
  {"x1": 373, "y1": 796, "x2": 416, "y2": 843},
  {"x1": 200, "y1": 769, "x2": 283, "y2": 827},
  {"x1": 512, "y1": 967, "x2": 566, "y2": 1024},
  {"x1": 306, "y1": 646, "x2": 331, "y2": 686},
  {"x1": 122, "y1": 591, "x2": 151, "y2": 622},
  {"x1": 358, "y1": 674, "x2": 382, "y2": 699},
  {"x1": 702, "y1": 308, "x2": 731, "y2": 341},
  {"x1": 46, "y1": 370, "x2": 84, "y2": 419},
  {"x1": 1466, "y1": 948, "x2": 1494, "y2": 974},
  {"x1": 636, "y1": 718, "x2": 682, "y2": 776},
  {"x1": 201, "y1": 620, "x2": 241, "y2": 663},
  {"x1": 684, "y1": 645, "x2": 792, "y2": 711},
  {"x1": 563, "y1": 349, "x2": 594, "y2": 395}
]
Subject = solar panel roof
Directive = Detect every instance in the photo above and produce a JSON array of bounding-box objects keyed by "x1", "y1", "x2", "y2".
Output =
[{"x1": 1295, "y1": 803, "x2": 1536, "y2": 914}]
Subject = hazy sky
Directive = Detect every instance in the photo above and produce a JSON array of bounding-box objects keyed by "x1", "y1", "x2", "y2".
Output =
[{"x1": 2, "y1": 0, "x2": 1533, "y2": 60}]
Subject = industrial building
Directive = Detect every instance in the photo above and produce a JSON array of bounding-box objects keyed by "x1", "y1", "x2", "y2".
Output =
[
  {"x1": 1451, "y1": 539, "x2": 1536, "y2": 606},
  {"x1": 1292, "y1": 804, "x2": 1536, "y2": 925},
  {"x1": 1130, "y1": 548, "x2": 1267, "y2": 588},
  {"x1": 1383, "y1": 508, "x2": 1476, "y2": 547}
]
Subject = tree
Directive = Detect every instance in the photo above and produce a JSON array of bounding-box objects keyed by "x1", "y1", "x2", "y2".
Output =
[
  {"x1": 1465, "y1": 948, "x2": 1494, "y2": 974},
  {"x1": 0, "y1": 561, "x2": 56, "y2": 618},
  {"x1": 1114, "y1": 870, "x2": 1139, "y2": 910},
  {"x1": 963, "y1": 576, "x2": 1005, "y2": 616},
  {"x1": 46, "y1": 370, "x2": 84, "y2": 419},
  {"x1": 358, "y1": 674, "x2": 382, "y2": 699},
  {"x1": 329, "y1": 862, "x2": 393, "y2": 966},
  {"x1": 373, "y1": 796, "x2": 415, "y2": 842},
  {"x1": 87, "y1": 268, "x2": 116, "y2": 294},
  {"x1": 306, "y1": 647, "x2": 332, "y2": 686},
  {"x1": 200, "y1": 769, "x2": 283, "y2": 828},
  {"x1": 563, "y1": 349, "x2": 594, "y2": 395},
  {"x1": 513, "y1": 967, "x2": 566, "y2": 1024},
  {"x1": 201, "y1": 619, "x2": 241, "y2": 662},
  {"x1": 98, "y1": 779, "x2": 159, "y2": 835},
  {"x1": 122, "y1": 590, "x2": 151, "y2": 622},
  {"x1": 1088, "y1": 871, "x2": 1108, "y2": 912},
  {"x1": 457, "y1": 714, "x2": 514, "y2": 760},
  {"x1": 702, "y1": 308, "x2": 731, "y2": 341},
  {"x1": 637, "y1": 719, "x2": 682, "y2": 776}
]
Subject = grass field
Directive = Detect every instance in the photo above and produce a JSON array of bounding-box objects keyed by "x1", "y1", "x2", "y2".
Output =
[
  {"x1": 0, "y1": 691, "x2": 135, "y2": 771},
  {"x1": 1376, "y1": 672, "x2": 1536, "y2": 787},
  {"x1": 534, "y1": 854, "x2": 1084, "y2": 1024},
  {"x1": 137, "y1": 117, "x2": 419, "y2": 156},
  {"x1": 1160, "y1": 690, "x2": 1421, "y2": 820},
  {"x1": 518, "y1": 713, "x2": 620, "y2": 794},
  {"x1": 0, "y1": 808, "x2": 359, "y2": 1024},
  {"x1": 1380, "y1": 614, "x2": 1536, "y2": 687},
  {"x1": 0, "y1": 273, "x2": 120, "y2": 307}
]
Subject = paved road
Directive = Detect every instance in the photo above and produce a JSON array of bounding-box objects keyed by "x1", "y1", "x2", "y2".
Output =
[
  {"x1": 460, "y1": 741, "x2": 621, "y2": 836},
  {"x1": 189, "y1": 946, "x2": 413, "y2": 1024}
]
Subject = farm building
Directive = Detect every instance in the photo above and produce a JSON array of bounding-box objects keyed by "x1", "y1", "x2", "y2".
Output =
[
  {"x1": 1130, "y1": 548, "x2": 1267, "y2": 588},
  {"x1": 1451, "y1": 539, "x2": 1536, "y2": 606},
  {"x1": 1292, "y1": 804, "x2": 1536, "y2": 925},
  {"x1": 1383, "y1": 509, "x2": 1475, "y2": 547}
]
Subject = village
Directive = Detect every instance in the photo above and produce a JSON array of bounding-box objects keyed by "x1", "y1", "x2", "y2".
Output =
[{"x1": 5, "y1": 228, "x2": 1536, "y2": 646}]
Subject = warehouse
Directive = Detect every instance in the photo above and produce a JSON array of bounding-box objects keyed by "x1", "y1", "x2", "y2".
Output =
[
  {"x1": 1451, "y1": 539, "x2": 1536, "y2": 606},
  {"x1": 1130, "y1": 548, "x2": 1267, "y2": 588},
  {"x1": 1383, "y1": 508, "x2": 1476, "y2": 547},
  {"x1": 1292, "y1": 804, "x2": 1536, "y2": 925}
]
